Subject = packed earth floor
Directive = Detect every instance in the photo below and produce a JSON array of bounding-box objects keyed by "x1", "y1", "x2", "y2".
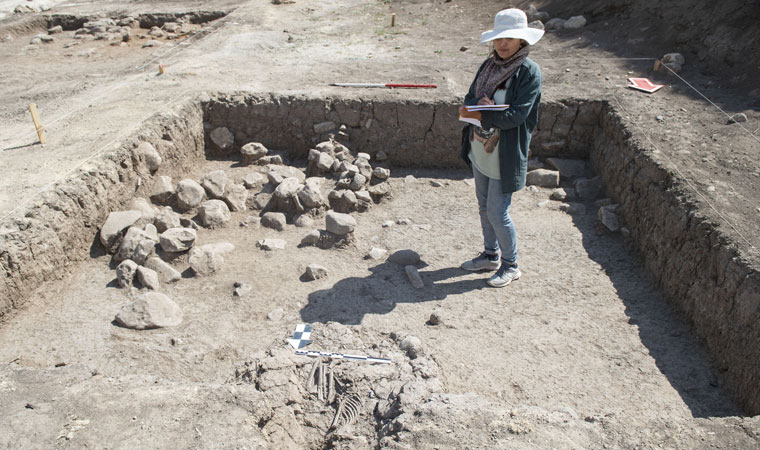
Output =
[{"x1": 1, "y1": 0, "x2": 759, "y2": 449}]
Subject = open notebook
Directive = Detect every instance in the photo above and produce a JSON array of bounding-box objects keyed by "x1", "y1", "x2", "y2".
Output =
[{"x1": 459, "y1": 104, "x2": 509, "y2": 127}]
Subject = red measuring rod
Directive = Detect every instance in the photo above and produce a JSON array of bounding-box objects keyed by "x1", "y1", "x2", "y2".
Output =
[{"x1": 330, "y1": 83, "x2": 437, "y2": 89}]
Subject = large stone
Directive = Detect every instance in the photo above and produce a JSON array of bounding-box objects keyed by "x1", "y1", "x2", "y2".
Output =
[
  {"x1": 223, "y1": 183, "x2": 248, "y2": 212},
  {"x1": 526, "y1": 169, "x2": 560, "y2": 188},
  {"x1": 114, "y1": 226, "x2": 156, "y2": 264},
  {"x1": 257, "y1": 238, "x2": 286, "y2": 250},
  {"x1": 136, "y1": 266, "x2": 160, "y2": 290},
  {"x1": 261, "y1": 212, "x2": 287, "y2": 231},
  {"x1": 159, "y1": 227, "x2": 197, "y2": 252},
  {"x1": 373, "y1": 167, "x2": 390, "y2": 180},
  {"x1": 198, "y1": 199, "x2": 231, "y2": 228},
  {"x1": 201, "y1": 170, "x2": 228, "y2": 199},
  {"x1": 274, "y1": 177, "x2": 302, "y2": 199},
  {"x1": 268, "y1": 165, "x2": 305, "y2": 182},
  {"x1": 176, "y1": 179, "x2": 205, "y2": 211},
  {"x1": 138, "y1": 142, "x2": 161, "y2": 173},
  {"x1": 349, "y1": 173, "x2": 367, "y2": 191},
  {"x1": 189, "y1": 246, "x2": 224, "y2": 276},
  {"x1": 298, "y1": 183, "x2": 323, "y2": 209},
  {"x1": 545, "y1": 158, "x2": 588, "y2": 179},
  {"x1": 210, "y1": 127, "x2": 234, "y2": 149},
  {"x1": 300, "y1": 230, "x2": 321, "y2": 246},
  {"x1": 325, "y1": 211, "x2": 356, "y2": 235},
  {"x1": 316, "y1": 152, "x2": 334, "y2": 172},
  {"x1": 126, "y1": 198, "x2": 156, "y2": 223},
  {"x1": 599, "y1": 204, "x2": 620, "y2": 232},
  {"x1": 115, "y1": 292, "x2": 183, "y2": 330},
  {"x1": 116, "y1": 259, "x2": 138, "y2": 288},
  {"x1": 243, "y1": 172, "x2": 267, "y2": 189},
  {"x1": 144, "y1": 256, "x2": 181, "y2": 283},
  {"x1": 389, "y1": 249, "x2": 420, "y2": 265},
  {"x1": 150, "y1": 175, "x2": 175, "y2": 205},
  {"x1": 241, "y1": 142, "x2": 268, "y2": 165},
  {"x1": 100, "y1": 210, "x2": 142, "y2": 251},
  {"x1": 564, "y1": 15, "x2": 587, "y2": 29},
  {"x1": 154, "y1": 206, "x2": 181, "y2": 233},
  {"x1": 368, "y1": 182, "x2": 390, "y2": 198},
  {"x1": 399, "y1": 335, "x2": 423, "y2": 359}
]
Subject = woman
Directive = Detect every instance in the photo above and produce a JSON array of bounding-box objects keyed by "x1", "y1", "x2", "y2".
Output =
[{"x1": 459, "y1": 8, "x2": 543, "y2": 287}]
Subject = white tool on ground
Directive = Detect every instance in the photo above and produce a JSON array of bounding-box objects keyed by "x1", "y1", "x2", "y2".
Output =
[
  {"x1": 329, "y1": 83, "x2": 437, "y2": 89},
  {"x1": 287, "y1": 324, "x2": 391, "y2": 364}
]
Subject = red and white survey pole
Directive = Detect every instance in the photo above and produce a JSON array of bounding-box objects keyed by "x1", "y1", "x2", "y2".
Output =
[{"x1": 329, "y1": 83, "x2": 437, "y2": 89}]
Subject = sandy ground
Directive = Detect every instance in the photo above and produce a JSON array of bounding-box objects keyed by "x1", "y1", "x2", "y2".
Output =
[{"x1": 1, "y1": 0, "x2": 759, "y2": 448}]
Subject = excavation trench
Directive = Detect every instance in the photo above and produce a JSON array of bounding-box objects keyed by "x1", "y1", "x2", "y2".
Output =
[{"x1": 0, "y1": 92, "x2": 758, "y2": 424}]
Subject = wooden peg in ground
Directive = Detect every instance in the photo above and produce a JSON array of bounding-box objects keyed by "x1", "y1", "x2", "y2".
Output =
[{"x1": 28, "y1": 103, "x2": 46, "y2": 145}]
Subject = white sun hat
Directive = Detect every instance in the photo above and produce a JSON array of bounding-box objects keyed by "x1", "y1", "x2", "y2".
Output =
[{"x1": 480, "y1": 8, "x2": 544, "y2": 46}]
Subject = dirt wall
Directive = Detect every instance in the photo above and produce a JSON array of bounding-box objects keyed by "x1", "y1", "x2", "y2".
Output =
[
  {"x1": 0, "y1": 102, "x2": 206, "y2": 319},
  {"x1": 592, "y1": 103, "x2": 760, "y2": 414},
  {"x1": 201, "y1": 93, "x2": 601, "y2": 166}
]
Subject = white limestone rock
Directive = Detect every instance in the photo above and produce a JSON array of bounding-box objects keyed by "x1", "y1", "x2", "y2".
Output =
[
  {"x1": 201, "y1": 170, "x2": 228, "y2": 199},
  {"x1": 116, "y1": 259, "x2": 138, "y2": 288},
  {"x1": 176, "y1": 179, "x2": 205, "y2": 211},
  {"x1": 325, "y1": 211, "x2": 356, "y2": 235},
  {"x1": 136, "y1": 266, "x2": 160, "y2": 290},
  {"x1": 198, "y1": 199, "x2": 231, "y2": 228},
  {"x1": 100, "y1": 210, "x2": 142, "y2": 251},
  {"x1": 115, "y1": 292, "x2": 183, "y2": 330},
  {"x1": 159, "y1": 227, "x2": 197, "y2": 252}
]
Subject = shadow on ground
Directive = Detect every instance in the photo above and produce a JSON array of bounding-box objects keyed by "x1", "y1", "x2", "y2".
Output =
[
  {"x1": 569, "y1": 207, "x2": 743, "y2": 418},
  {"x1": 299, "y1": 260, "x2": 485, "y2": 325}
]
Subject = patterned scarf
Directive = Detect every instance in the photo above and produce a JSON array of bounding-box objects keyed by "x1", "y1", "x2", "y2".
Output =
[{"x1": 474, "y1": 45, "x2": 530, "y2": 100}]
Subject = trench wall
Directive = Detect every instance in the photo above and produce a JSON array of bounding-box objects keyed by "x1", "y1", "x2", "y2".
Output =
[
  {"x1": 0, "y1": 92, "x2": 757, "y2": 414},
  {"x1": 0, "y1": 102, "x2": 206, "y2": 318},
  {"x1": 591, "y1": 106, "x2": 760, "y2": 414}
]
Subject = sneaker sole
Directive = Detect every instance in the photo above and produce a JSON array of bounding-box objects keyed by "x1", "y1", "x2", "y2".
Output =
[{"x1": 487, "y1": 272, "x2": 521, "y2": 287}]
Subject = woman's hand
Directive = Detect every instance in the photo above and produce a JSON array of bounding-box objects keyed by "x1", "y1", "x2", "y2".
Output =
[{"x1": 477, "y1": 96, "x2": 494, "y2": 106}]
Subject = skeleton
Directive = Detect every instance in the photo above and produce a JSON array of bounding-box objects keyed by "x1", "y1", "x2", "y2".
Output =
[
  {"x1": 306, "y1": 360, "x2": 337, "y2": 404},
  {"x1": 329, "y1": 393, "x2": 363, "y2": 432}
]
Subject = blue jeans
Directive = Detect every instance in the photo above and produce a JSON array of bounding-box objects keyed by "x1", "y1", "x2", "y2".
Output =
[{"x1": 472, "y1": 165, "x2": 517, "y2": 265}]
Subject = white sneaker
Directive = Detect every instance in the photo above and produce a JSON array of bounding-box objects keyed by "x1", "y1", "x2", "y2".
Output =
[
  {"x1": 461, "y1": 252, "x2": 500, "y2": 271},
  {"x1": 487, "y1": 263, "x2": 521, "y2": 287}
]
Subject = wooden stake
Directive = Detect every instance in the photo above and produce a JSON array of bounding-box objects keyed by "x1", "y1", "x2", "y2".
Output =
[
  {"x1": 653, "y1": 59, "x2": 661, "y2": 72},
  {"x1": 28, "y1": 103, "x2": 47, "y2": 145},
  {"x1": 158, "y1": 63, "x2": 166, "y2": 74},
  {"x1": 391, "y1": 13, "x2": 396, "y2": 27}
]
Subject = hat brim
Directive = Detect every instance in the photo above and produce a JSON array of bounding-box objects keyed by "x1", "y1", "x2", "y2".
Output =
[{"x1": 481, "y1": 27, "x2": 544, "y2": 46}]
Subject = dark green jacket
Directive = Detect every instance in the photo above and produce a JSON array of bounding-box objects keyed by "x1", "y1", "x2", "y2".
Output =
[{"x1": 461, "y1": 57, "x2": 542, "y2": 193}]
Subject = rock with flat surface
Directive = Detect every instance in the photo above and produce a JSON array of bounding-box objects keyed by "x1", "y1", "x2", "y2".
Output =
[
  {"x1": 545, "y1": 158, "x2": 588, "y2": 179},
  {"x1": 325, "y1": 211, "x2": 356, "y2": 235},
  {"x1": 210, "y1": 127, "x2": 234, "y2": 149},
  {"x1": 115, "y1": 292, "x2": 183, "y2": 329},
  {"x1": 201, "y1": 170, "x2": 228, "y2": 199},
  {"x1": 100, "y1": 210, "x2": 142, "y2": 251},
  {"x1": 136, "y1": 266, "x2": 160, "y2": 290},
  {"x1": 241, "y1": 142, "x2": 268, "y2": 165},
  {"x1": 189, "y1": 246, "x2": 224, "y2": 276},
  {"x1": 154, "y1": 206, "x2": 181, "y2": 233},
  {"x1": 176, "y1": 179, "x2": 205, "y2": 211},
  {"x1": 257, "y1": 238, "x2": 286, "y2": 250},
  {"x1": 526, "y1": 169, "x2": 560, "y2": 188},
  {"x1": 151, "y1": 176, "x2": 175, "y2": 205},
  {"x1": 114, "y1": 226, "x2": 156, "y2": 264},
  {"x1": 159, "y1": 227, "x2": 197, "y2": 252},
  {"x1": 262, "y1": 212, "x2": 287, "y2": 231},
  {"x1": 144, "y1": 256, "x2": 181, "y2": 283},
  {"x1": 304, "y1": 264, "x2": 328, "y2": 281},
  {"x1": 223, "y1": 183, "x2": 248, "y2": 212},
  {"x1": 199, "y1": 199, "x2": 231, "y2": 228}
]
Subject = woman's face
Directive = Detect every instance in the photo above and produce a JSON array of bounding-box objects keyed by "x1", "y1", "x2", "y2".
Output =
[{"x1": 493, "y1": 38, "x2": 522, "y2": 59}]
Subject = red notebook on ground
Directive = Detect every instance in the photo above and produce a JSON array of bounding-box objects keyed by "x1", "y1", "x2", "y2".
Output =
[{"x1": 627, "y1": 78, "x2": 663, "y2": 93}]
